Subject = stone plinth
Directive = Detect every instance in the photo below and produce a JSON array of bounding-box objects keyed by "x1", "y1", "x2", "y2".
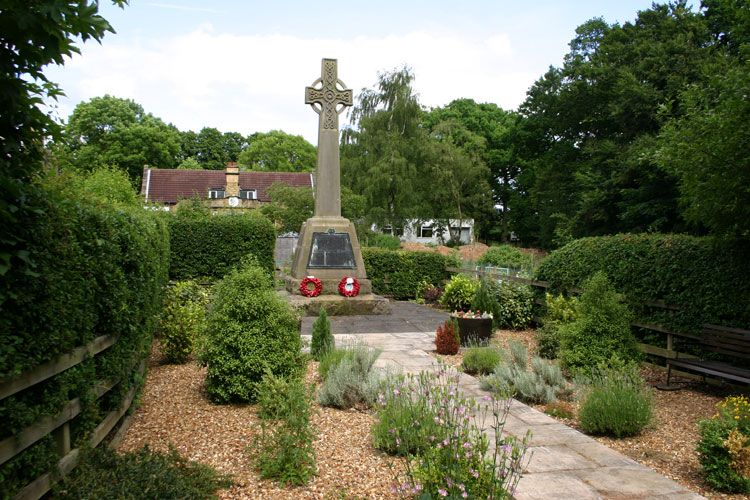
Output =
[
  {"x1": 284, "y1": 292, "x2": 391, "y2": 316},
  {"x1": 290, "y1": 216, "x2": 366, "y2": 280}
]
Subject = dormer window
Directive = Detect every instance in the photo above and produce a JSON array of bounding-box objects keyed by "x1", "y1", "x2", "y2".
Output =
[
  {"x1": 240, "y1": 189, "x2": 257, "y2": 200},
  {"x1": 209, "y1": 188, "x2": 225, "y2": 199}
]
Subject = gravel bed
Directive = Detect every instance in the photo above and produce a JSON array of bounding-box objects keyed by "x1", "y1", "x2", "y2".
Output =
[
  {"x1": 432, "y1": 329, "x2": 747, "y2": 500},
  {"x1": 119, "y1": 345, "x2": 400, "y2": 499}
]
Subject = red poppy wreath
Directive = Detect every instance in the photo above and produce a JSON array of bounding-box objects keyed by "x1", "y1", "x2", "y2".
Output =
[
  {"x1": 300, "y1": 276, "x2": 322, "y2": 297},
  {"x1": 338, "y1": 276, "x2": 360, "y2": 297}
]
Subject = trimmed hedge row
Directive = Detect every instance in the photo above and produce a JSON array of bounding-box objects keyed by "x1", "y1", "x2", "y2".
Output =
[
  {"x1": 167, "y1": 212, "x2": 276, "y2": 280},
  {"x1": 535, "y1": 233, "x2": 750, "y2": 332},
  {"x1": 362, "y1": 248, "x2": 448, "y2": 299},
  {"x1": 0, "y1": 170, "x2": 169, "y2": 498}
]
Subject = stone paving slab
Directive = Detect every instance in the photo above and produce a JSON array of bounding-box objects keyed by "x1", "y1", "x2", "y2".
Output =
[{"x1": 300, "y1": 303, "x2": 707, "y2": 500}]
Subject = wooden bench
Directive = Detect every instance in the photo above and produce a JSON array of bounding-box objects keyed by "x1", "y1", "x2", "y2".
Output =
[{"x1": 666, "y1": 324, "x2": 750, "y2": 386}]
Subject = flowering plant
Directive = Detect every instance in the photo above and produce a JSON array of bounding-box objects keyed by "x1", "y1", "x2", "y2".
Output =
[
  {"x1": 452, "y1": 310, "x2": 493, "y2": 320},
  {"x1": 373, "y1": 361, "x2": 531, "y2": 499}
]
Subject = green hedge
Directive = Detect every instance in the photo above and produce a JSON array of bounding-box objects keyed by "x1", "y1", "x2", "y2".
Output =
[
  {"x1": 535, "y1": 234, "x2": 750, "y2": 332},
  {"x1": 167, "y1": 212, "x2": 276, "y2": 280},
  {"x1": 0, "y1": 170, "x2": 169, "y2": 499},
  {"x1": 362, "y1": 248, "x2": 448, "y2": 299}
]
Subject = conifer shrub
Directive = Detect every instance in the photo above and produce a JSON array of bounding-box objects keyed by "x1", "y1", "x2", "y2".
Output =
[
  {"x1": 558, "y1": 272, "x2": 640, "y2": 376},
  {"x1": 470, "y1": 276, "x2": 499, "y2": 318},
  {"x1": 434, "y1": 319, "x2": 460, "y2": 355},
  {"x1": 578, "y1": 367, "x2": 653, "y2": 438},
  {"x1": 199, "y1": 261, "x2": 303, "y2": 403},
  {"x1": 310, "y1": 307, "x2": 334, "y2": 361}
]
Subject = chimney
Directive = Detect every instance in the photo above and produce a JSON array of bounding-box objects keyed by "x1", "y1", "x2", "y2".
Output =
[{"x1": 225, "y1": 162, "x2": 239, "y2": 197}]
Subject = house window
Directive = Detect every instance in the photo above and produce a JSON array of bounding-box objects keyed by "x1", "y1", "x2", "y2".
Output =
[
  {"x1": 420, "y1": 225, "x2": 433, "y2": 238},
  {"x1": 208, "y1": 188, "x2": 225, "y2": 199},
  {"x1": 240, "y1": 189, "x2": 257, "y2": 200}
]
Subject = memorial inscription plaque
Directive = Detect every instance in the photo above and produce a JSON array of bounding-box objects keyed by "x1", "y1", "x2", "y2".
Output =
[{"x1": 307, "y1": 230, "x2": 356, "y2": 269}]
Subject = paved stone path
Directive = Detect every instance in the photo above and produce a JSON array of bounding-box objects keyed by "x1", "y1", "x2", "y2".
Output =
[{"x1": 301, "y1": 302, "x2": 706, "y2": 500}]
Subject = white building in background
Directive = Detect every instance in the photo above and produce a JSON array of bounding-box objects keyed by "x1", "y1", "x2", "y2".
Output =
[{"x1": 378, "y1": 219, "x2": 474, "y2": 245}]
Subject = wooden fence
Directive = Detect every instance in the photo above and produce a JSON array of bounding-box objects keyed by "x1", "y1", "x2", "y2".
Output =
[
  {"x1": 0, "y1": 335, "x2": 146, "y2": 500},
  {"x1": 447, "y1": 266, "x2": 705, "y2": 377}
]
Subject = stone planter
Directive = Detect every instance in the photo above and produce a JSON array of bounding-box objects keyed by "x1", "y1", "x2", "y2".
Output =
[{"x1": 456, "y1": 317, "x2": 493, "y2": 346}]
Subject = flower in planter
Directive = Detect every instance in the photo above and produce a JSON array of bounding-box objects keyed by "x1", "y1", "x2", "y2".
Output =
[{"x1": 452, "y1": 310, "x2": 493, "y2": 320}]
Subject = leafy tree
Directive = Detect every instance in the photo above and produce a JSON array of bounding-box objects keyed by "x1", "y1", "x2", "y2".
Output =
[
  {"x1": 341, "y1": 66, "x2": 429, "y2": 232},
  {"x1": 260, "y1": 183, "x2": 314, "y2": 234},
  {"x1": 657, "y1": 59, "x2": 750, "y2": 235},
  {"x1": 196, "y1": 127, "x2": 228, "y2": 170},
  {"x1": 424, "y1": 119, "x2": 492, "y2": 243},
  {"x1": 423, "y1": 99, "x2": 518, "y2": 242},
  {"x1": 177, "y1": 157, "x2": 201, "y2": 170},
  {"x1": 238, "y1": 130, "x2": 315, "y2": 172},
  {"x1": 0, "y1": 0, "x2": 125, "y2": 279},
  {"x1": 63, "y1": 95, "x2": 180, "y2": 184},
  {"x1": 516, "y1": 2, "x2": 713, "y2": 247}
]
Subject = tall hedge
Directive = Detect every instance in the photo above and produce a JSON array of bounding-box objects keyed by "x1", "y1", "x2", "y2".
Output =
[
  {"x1": 0, "y1": 170, "x2": 170, "y2": 498},
  {"x1": 535, "y1": 234, "x2": 750, "y2": 332},
  {"x1": 167, "y1": 212, "x2": 276, "y2": 280},
  {"x1": 362, "y1": 248, "x2": 448, "y2": 299}
]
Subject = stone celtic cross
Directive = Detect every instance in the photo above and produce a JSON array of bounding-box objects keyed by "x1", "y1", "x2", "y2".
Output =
[{"x1": 305, "y1": 58, "x2": 352, "y2": 217}]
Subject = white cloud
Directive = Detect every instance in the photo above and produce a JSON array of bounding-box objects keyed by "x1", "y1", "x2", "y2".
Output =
[{"x1": 51, "y1": 26, "x2": 529, "y2": 143}]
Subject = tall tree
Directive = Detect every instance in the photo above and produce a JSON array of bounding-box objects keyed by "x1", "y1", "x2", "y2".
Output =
[
  {"x1": 63, "y1": 95, "x2": 180, "y2": 185},
  {"x1": 238, "y1": 130, "x2": 316, "y2": 172},
  {"x1": 341, "y1": 67, "x2": 429, "y2": 233},
  {"x1": 517, "y1": 1, "x2": 713, "y2": 247}
]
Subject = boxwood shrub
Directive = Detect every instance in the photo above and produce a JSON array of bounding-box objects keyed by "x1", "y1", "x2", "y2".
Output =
[
  {"x1": 362, "y1": 248, "x2": 448, "y2": 299},
  {"x1": 535, "y1": 233, "x2": 750, "y2": 332},
  {"x1": 167, "y1": 211, "x2": 276, "y2": 280},
  {"x1": 0, "y1": 168, "x2": 169, "y2": 498},
  {"x1": 199, "y1": 261, "x2": 303, "y2": 403}
]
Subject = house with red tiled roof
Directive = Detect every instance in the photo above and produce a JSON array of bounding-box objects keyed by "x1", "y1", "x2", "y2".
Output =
[{"x1": 140, "y1": 163, "x2": 314, "y2": 211}]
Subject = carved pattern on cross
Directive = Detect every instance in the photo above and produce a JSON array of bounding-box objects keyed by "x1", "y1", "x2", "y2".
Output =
[{"x1": 305, "y1": 59, "x2": 353, "y2": 130}]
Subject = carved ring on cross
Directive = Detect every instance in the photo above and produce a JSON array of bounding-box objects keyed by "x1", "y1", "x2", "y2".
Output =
[{"x1": 306, "y1": 77, "x2": 351, "y2": 116}]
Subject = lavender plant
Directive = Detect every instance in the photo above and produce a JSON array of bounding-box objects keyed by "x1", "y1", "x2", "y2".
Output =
[{"x1": 373, "y1": 361, "x2": 531, "y2": 499}]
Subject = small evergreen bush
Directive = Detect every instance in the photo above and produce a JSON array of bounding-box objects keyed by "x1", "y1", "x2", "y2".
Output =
[
  {"x1": 696, "y1": 395, "x2": 750, "y2": 493},
  {"x1": 558, "y1": 272, "x2": 640, "y2": 376},
  {"x1": 199, "y1": 261, "x2": 303, "y2": 403},
  {"x1": 470, "y1": 276, "x2": 498, "y2": 317},
  {"x1": 318, "y1": 344, "x2": 382, "y2": 409},
  {"x1": 440, "y1": 274, "x2": 479, "y2": 312},
  {"x1": 578, "y1": 368, "x2": 653, "y2": 438},
  {"x1": 252, "y1": 374, "x2": 317, "y2": 486},
  {"x1": 158, "y1": 280, "x2": 209, "y2": 364},
  {"x1": 462, "y1": 345, "x2": 501, "y2": 376},
  {"x1": 434, "y1": 319, "x2": 460, "y2": 355},
  {"x1": 537, "y1": 293, "x2": 578, "y2": 359},
  {"x1": 310, "y1": 308, "x2": 334, "y2": 361},
  {"x1": 494, "y1": 280, "x2": 534, "y2": 330},
  {"x1": 53, "y1": 445, "x2": 232, "y2": 500}
]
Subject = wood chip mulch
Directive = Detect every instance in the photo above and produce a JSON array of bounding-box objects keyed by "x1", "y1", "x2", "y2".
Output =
[
  {"x1": 118, "y1": 345, "x2": 401, "y2": 500},
  {"x1": 432, "y1": 329, "x2": 748, "y2": 500}
]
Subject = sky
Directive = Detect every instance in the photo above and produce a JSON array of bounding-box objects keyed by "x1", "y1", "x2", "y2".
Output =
[{"x1": 44, "y1": 0, "x2": 701, "y2": 145}]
